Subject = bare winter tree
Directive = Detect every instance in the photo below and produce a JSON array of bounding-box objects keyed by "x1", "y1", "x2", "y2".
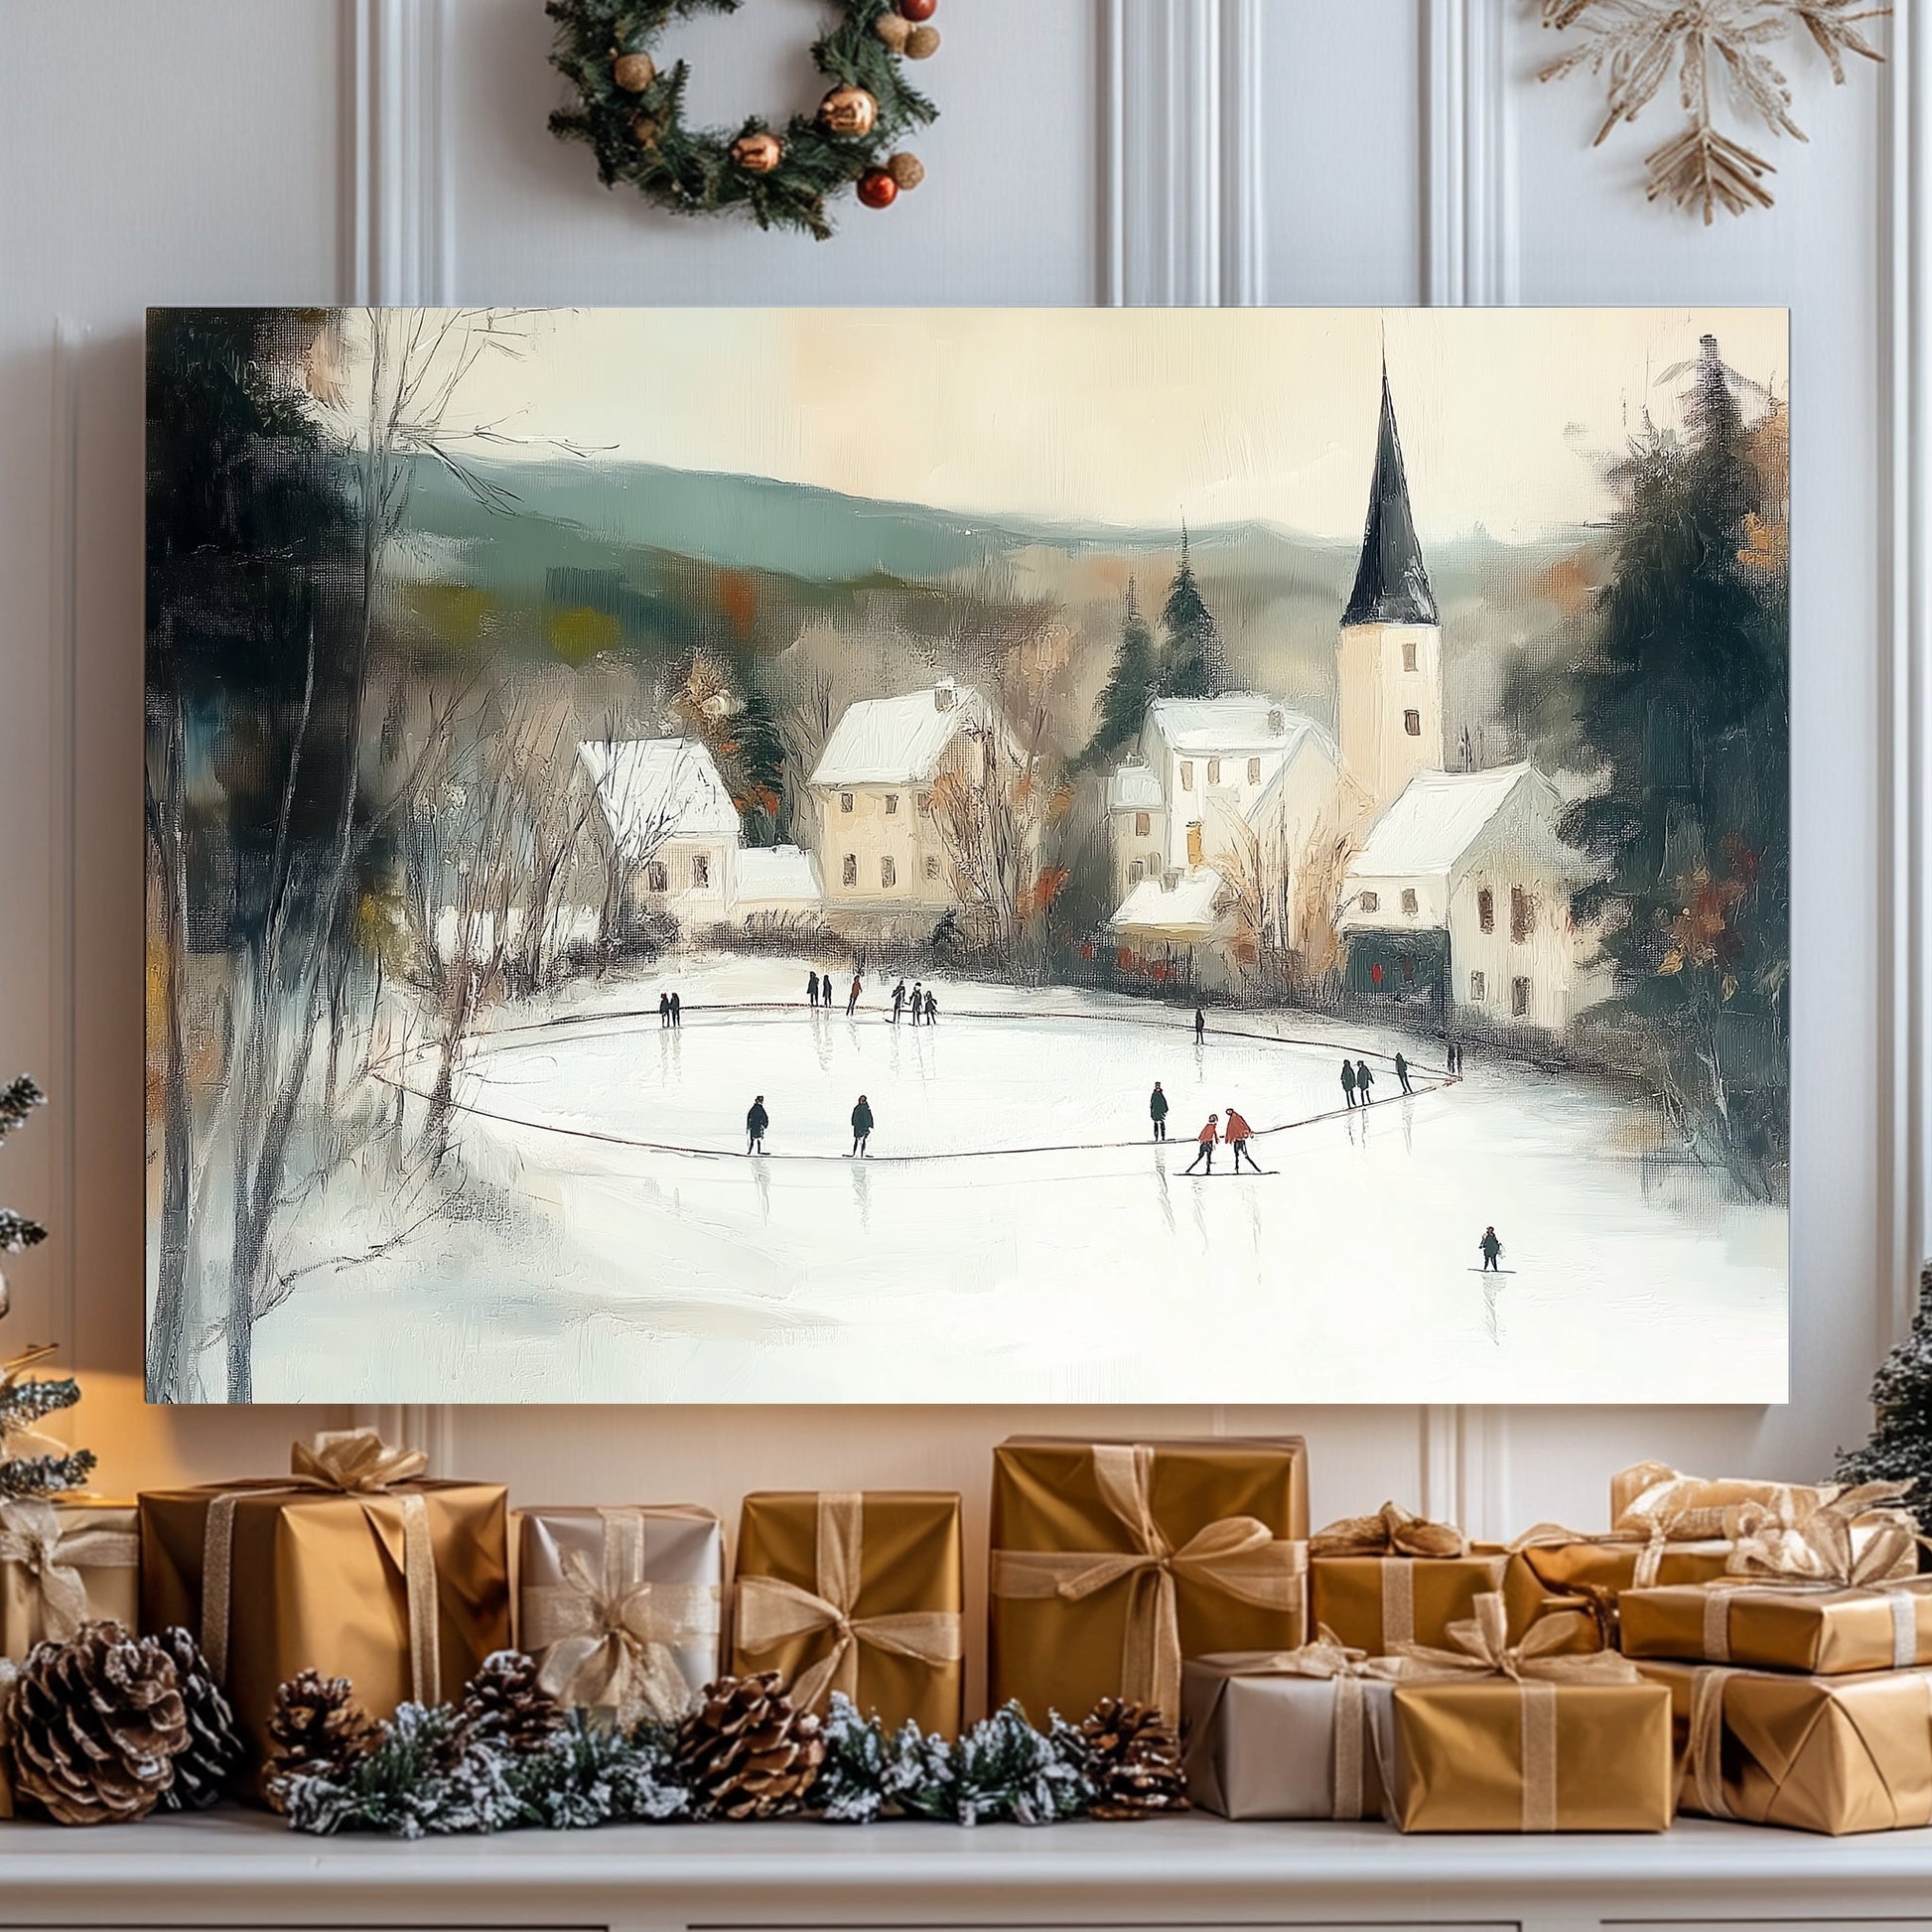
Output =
[{"x1": 929, "y1": 700, "x2": 1056, "y2": 963}]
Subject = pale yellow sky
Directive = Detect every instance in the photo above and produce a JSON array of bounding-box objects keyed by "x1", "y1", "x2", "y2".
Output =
[{"x1": 390, "y1": 306, "x2": 1788, "y2": 543}]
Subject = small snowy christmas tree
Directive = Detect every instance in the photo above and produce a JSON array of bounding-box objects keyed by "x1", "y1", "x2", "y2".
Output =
[
  {"x1": 1838, "y1": 1261, "x2": 1932, "y2": 1532},
  {"x1": 0, "y1": 1073, "x2": 94, "y2": 1501}
]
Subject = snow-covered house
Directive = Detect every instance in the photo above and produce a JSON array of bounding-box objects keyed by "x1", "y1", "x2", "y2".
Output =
[
  {"x1": 579, "y1": 738, "x2": 822, "y2": 928},
  {"x1": 1336, "y1": 763, "x2": 1604, "y2": 1030},
  {"x1": 808, "y1": 678, "x2": 1019, "y2": 933}
]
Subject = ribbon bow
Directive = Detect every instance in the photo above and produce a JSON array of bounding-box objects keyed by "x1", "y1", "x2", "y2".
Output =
[
  {"x1": 1726, "y1": 1482, "x2": 1921, "y2": 1589},
  {"x1": 291, "y1": 1428, "x2": 431, "y2": 1493},
  {"x1": 734, "y1": 1493, "x2": 962, "y2": 1716},
  {"x1": 1394, "y1": 1590, "x2": 1644, "y2": 1687},
  {"x1": 989, "y1": 1443, "x2": 1307, "y2": 1721},
  {"x1": 1611, "y1": 1460, "x2": 1839, "y2": 1542},
  {"x1": 0, "y1": 1498, "x2": 140, "y2": 1644},
  {"x1": 527, "y1": 1545, "x2": 715, "y2": 1725},
  {"x1": 1311, "y1": 1501, "x2": 1466, "y2": 1560}
]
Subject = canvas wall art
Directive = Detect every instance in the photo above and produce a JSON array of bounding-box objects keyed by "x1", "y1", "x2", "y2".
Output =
[{"x1": 144, "y1": 306, "x2": 1789, "y2": 1405}]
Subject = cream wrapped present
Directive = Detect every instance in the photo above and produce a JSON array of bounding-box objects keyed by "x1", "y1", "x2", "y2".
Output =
[
  {"x1": 1310, "y1": 1502, "x2": 1506, "y2": 1656},
  {"x1": 1611, "y1": 1460, "x2": 1843, "y2": 1536},
  {"x1": 518, "y1": 1505, "x2": 723, "y2": 1725}
]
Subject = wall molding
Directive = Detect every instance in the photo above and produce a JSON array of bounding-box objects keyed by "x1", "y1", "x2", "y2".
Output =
[
  {"x1": 345, "y1": 0, "x2": 452, "y2": 308},
  {"x1": 1423, "y1": 0, "x2": 1515, "y2": 307}
]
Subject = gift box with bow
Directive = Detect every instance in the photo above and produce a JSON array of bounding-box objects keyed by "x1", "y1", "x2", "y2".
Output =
[
  {"x1": 1381, "y1": 1593, "x2": 1676, "y2": 1833},
  {"x1": 731, "y1": 1490, "x2": 963, "y2": 1738},
  {"x1": 1309, "y1": 1501, "x2": 1506, "y2": 1657},
  {"x1": 989, "y1": 1437, "x2": 1308, "y2": 1725},
  {"x1": 517, "y1": 1505, "x2": 723, "y2": 1725},
  {"x1": 140, "y1": 1429, "x2": 510, "y2": 1795}
]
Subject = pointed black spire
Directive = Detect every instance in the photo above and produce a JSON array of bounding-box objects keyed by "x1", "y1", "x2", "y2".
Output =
[{"x1": 1342, "y1": 362, "x2": 1439, "y2": 629}]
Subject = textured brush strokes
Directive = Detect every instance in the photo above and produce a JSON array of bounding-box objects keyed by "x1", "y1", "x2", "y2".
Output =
[{"x1": 142, "y1": 307, "x2": 1789, "y2": 1405}]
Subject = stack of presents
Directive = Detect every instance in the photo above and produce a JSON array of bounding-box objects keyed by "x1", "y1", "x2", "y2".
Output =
[{"x1": 4, "y1": 1428, "x2": 1930, "y2": 1833}]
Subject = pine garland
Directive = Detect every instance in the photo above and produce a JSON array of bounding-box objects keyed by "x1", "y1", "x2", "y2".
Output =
[
  {"x1": 546, "y1": 0, "x2": 938, "y2": 240},
  {"x1": 0, "y1": 1367, "x2": 96, "y2": 1502}
]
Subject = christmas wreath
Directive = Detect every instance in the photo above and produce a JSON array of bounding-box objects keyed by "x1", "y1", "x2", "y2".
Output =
[{"x1": 546, "y1": 0, "x2": 940, "y2": 240}]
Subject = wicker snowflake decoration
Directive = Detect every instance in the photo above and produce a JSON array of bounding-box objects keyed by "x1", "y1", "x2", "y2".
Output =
[{"x1": 1540, "y1": 0, "x2": 1887, "y2": 221}]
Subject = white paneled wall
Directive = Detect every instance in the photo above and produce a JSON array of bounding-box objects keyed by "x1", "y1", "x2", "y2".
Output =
[{"x1": 0, "y1": 0, "x2": 1918, "y2": 1712}]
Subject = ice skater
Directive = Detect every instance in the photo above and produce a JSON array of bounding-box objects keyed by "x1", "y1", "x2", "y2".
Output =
[
  {"x1": 1353, "y1": 1057, "x2": 1373, "y2": 1105},
  {"x1": 923, "y1": 988, "x2": 937, "y2": 1026},
  {"x1": 1340, "y1": 1058, "x2": 1357, "y2": 1108},
  {"x1": 909, "y1": 980, "x2": 923, "y2": 1026},
  {"x1": 846, "y1": 973, "x2": 862, "y2": 1017},
  {"x1": 659, "y1": 991, "x2": 671, "y2": 1030},
  {"x1": 670, "y1": 991, "x2": 682, "y2": 1029},
  {"x1": 1194, "y1": 1006, "x2": 1206, "y2": 1043},
  {"x1": 746, "y1": 1095, "x2": 769, "y2": 1155},
  {"x1": 1479, "y1": 1225, "x2": 1503, "y2": 1273},
  {"x1": 892, "y1": 979, "x2": 907, "y2": 1024},
  {"x1": 1149, "y1": 1081, "x2": 1170, "y2": 1142},
  {"x1": 1183, "y1": 1113, "x2": 1219, "y2": 1175},
  {"x1": 1395, "y1": 1050, "x2": 1412, "y2": 1095},
  {"x1": 1224, "y1": 1106, "x2": 1261, "y2": 1173},
  {"x1": 807, "y1": 970, "x2": 821, "y2": 1009},
  {"x1": 850, "y1": 1093, "x2": 875, "y2": 1157}
]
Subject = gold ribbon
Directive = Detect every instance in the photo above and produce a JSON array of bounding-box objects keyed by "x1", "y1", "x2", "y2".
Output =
[
  {"x1": 1725, "y1": 1482, "x2": 1921, "y2": 1588},
  {"x1": 524, "y1": 1509, "x2": 719, "y2": 1725},
  {"x1": 0, "y1": 1498, "x2": 140, "y2": 1643},
  {"x1": 988, "y1": 1443, "x2": 1308, "y2": 1721},
  {"x1": 1509, "y1": 1519, "x2": 1735, "y2": 1590},
  {"x1": 201, "y1": 1429, "x2": 441, "y2": 1704},
  {"x1": 1311, "y1": 1501, "x2": 1467, "y2": 1560},
  {"x1": 1612, "y1": 1460, "x2": 1837, "y2": 1542},
  {"x1": 733, "y1": 1492, "x2": 962, "y2": 1716}
]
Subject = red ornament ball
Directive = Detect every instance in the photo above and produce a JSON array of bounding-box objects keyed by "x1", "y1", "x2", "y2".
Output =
[
  {"x1": 897, "y1": 0, "x2": 938, "y2": 19},
  {"x1": 857, "y1": 169, "x2": 899, "y2": 210}
]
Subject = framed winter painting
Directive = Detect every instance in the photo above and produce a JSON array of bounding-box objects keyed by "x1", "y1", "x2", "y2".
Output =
[{"x1": 144, "y1": 306, "x2": 1789, "y2": 1404}]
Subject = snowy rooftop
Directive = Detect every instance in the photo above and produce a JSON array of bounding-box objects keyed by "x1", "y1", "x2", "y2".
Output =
[
  {"x1": 1146, "y1": 694, "x2": 1315, "y2": 755},
  {"x1": 1106, "y1": 759, "x2": 1165, "y2": 814},
  {"x1": 809, "y1": 682, "x2": 993, "y2": 787},
  {"x1": 1344, "y1": 764, "x2": 1538, "y2": 880},
  {"x1": 736, "y1": 845, "x2": 823, "y2": 904},
  {"x1": 1110, "y1": 866, "x2": 1226, "y2": 939},
  {"x1": 579, "y1": 739, "x2": 740, "y2": 852}
]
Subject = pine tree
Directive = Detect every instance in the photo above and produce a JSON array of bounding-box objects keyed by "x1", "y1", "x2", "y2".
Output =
[
  {"x1": 1156, "y1": 532, "x2": 1228, "y2": 700},
  {"x1": 1839, "y1": 1263, "x2": 1932, "y2": 1526},
  {"x1": 1078, "y1": 580, "x2": 1159, "y2": 770},
  {"x1": 0, "y1": 1074, "x2": 48, "y2": 1308}
]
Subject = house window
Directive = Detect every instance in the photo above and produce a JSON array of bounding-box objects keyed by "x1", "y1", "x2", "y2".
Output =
[
  {"x1": 885, "y1": 793, "x2": 899, "y2": 816},
  {"x1": 691, "y1": 854, "x2": 710, "y2": 890},
  {"x1": 1360, "y1": 890, "x2": 1380, "y2": 913},
  {"x1": 925, "y1": 855, "x2": 940, "y2": 882},
  {"x1": 1247, "y1": 757, "x2": 1261, "y2": 785},
  {"x1": 1403, "y1": 709, "x2": 1422, "y2": 737},
  {"x1": 1135, "y1": 810, "x2": 1151, "y2": 836},
  {"x1": 1512, "y1": 975, "x2": 1532, "y2": 1018},
  {"x1": 917, "y1": 791, "x2": 932, "y2": 817},
  {"x1": 1511, "y1": 886, "x2": 1534, "y2": 943},
  {"x1": 1130, "y1": 859, "x2": 1145, "y2": 884},
  {"x1": 842, "y1": 854, "x2": 857, "y2": 888},
  {"x1": 1179, "y1": 760, "x2": 1194, "y2": 790},
  {"x1": 1208, "y1": 758, "x2": 1221, "y2": 784},
  {"x1": 841, "y1": 792, "x2": 854, "y2": 814},
  {"x1": 1401, "y1": 889, "x2": 1418, "y2": 916},
  {"x1": 1403, "y1": 635, "x2": 1418, "y2": 672},
  {"x1": 645, "y1": 861, "x2": 668, "y2": 894},
  {"x1": 881, "y1": 856, "x2": 896, "y2": 889},
  {"x1": 1477, "y1": 887, "x2": 1494, "y2": 933},
  {"x1": 1470, "y1": 970, "x2": 1487, "y2": 1003}
]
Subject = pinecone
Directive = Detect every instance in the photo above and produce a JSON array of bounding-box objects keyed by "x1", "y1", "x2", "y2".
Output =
[
  {"x1": 1079, "y1": 1699, "x2": 1188, "y2": 1821},
  {"x1": 149, "y1": 1625, "x2": 241, "y2": 1811},
  {"x1": 8, "y1": 1620, "x2": 189, "y2": 1826},
  {"x1": 677, "y1": 1672, "x2": 824, "y2": 1819},
  {"x1": 462, "y1": 1649, "x2": 564, "y2": 1752},
  {"x1": 263, "y1": 1668, "x2": 379, "y2": 1812}
]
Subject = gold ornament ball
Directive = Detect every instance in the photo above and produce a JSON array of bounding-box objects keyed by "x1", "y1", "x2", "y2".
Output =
[
  {"x1": 628, "y1": 111, "x2": 661, "y2": 148},
  {"x1": 817, "y1": 84, "x2": 879, "y2": 138},
  {"x1": 873, "y1": 13, "x2": 912, "y2": 53},
  {"x1": 612, "y1": 51, "x2": 656, "y2": 91},
  {"x1": 887, "y1": 152, "x2": 925, "y2": 192},
  {"x1": 904, "y1": 25, "x2": 941, "y2": 58},
  {"x1": 731, "y1": 131, "x2": 784, "y2": 175}
]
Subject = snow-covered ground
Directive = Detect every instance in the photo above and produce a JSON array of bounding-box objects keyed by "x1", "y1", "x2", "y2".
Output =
[{"x1": 254, "y1": 954, "x2": 1787, "y2": 1405}]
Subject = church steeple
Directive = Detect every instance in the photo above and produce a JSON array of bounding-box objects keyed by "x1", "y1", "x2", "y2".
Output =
[{"x1": 1342, "y1": 361, "x2": 1438, "y2": 629}]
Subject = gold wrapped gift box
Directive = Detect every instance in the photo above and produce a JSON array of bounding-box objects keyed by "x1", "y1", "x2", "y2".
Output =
[
  {"x1": 989, "y1": 1436, "x2": 1309, "y2": 1725},
  {"x1": 1502, "y1": 1534, "x2": 1731, "y2": 1652},
  {"x1": 1311, "y1": 1553, "x2": 1507, "y2": 1657},
  {"x1": 1623, "y1": 1578, "x2": 1932, "y2": 1676},
  {"x1": 1640, "y1": 1659, "x2": 1932, "y2": 1835},
  {"x1": 140, "y1": 1432, "x2": 510, "y2": 1794},
  {"x1": 732, "y1": 1490, "x2": 963, "y2": 1738},
  {"x1": 1611, "y1": 1461, "x2": 1840, "y2": 1532},
  {"x1": 517, "y1": 1504, "x2": 724, "y2": 1725}
]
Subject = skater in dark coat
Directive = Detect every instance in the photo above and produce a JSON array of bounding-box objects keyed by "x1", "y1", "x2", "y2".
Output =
[
  {"x1": 1340, "y1": 1059, "x2": 1357, "y2": 1107},
  {"x1": 746, "y1": 1096, "x2": 769, "y2": 1155},
  {"x1": 671, "y1": 991, "x2": 683, "y2": 1028},
  {"x1": 659, "y1": 991, "x2": 671, "y2": 1029},
  {"x1": 850, "y1": 1094, "x2": 875, "y2": 1157},
  {"x1": 1149, "y1": 1081, "x2": 1170, "y2": 1142},
  {"x1": 1479, "y1": 1225, "x2": 1503, "y2": 1273},
  {"x1": 1194, "y1": 1007, "x2": 1206, "y2": 1043},
  {"x1": 909, "y1": 980, "x2": 923, "y2": 1026},
  {"x1": 1353, "y1": 1057, "x2": 1373, "y2": 1104},
  {"x1": 923, "y1": 989, "x2": 937, "y2": 1025},
  {"x1": 892, "y1": 980, "x2": 907, "y2": 1024},
  {"x1": 807, "y1": 971, "x2": 820, "y2": 1008},
  {"x1": 1183, "y1": 1114, "x2": 1219, "y2": 1175},
  {"x1": 1395, "y1": 1050, "x2": 1412, "y2": 1095},
  {"x1": 1224, "y1": 1106, "x2": 1261, "y2": 1173}
]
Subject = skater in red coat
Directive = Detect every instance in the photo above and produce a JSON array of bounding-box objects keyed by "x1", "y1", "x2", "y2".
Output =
[
  {"x1": 1183, "y1": 1114, "x2": 1219, "y2": 1175},
  {"x1": 1223, "y1": 1106, "x2": 1260, "y2": 1173}
]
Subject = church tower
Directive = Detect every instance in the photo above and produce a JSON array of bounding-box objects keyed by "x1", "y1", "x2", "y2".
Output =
[{"x1": 1336, "y1": 361, "x2": 1443, "y2": 812}]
